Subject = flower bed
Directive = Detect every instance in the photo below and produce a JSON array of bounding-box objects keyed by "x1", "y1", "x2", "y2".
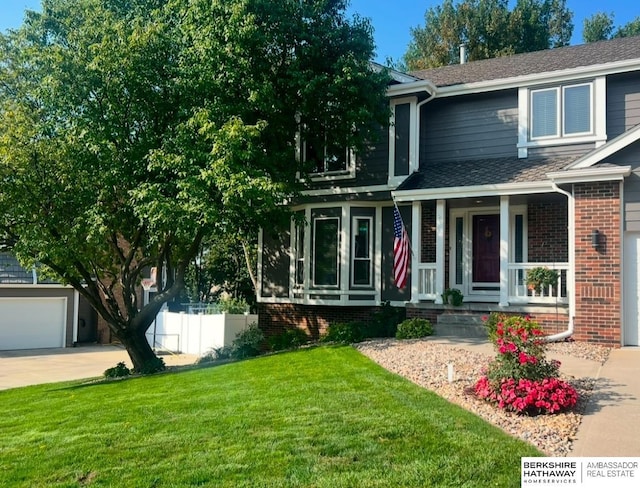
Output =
[{"x1": 475, "y1": 314, "x2": 578, "y2": 416}]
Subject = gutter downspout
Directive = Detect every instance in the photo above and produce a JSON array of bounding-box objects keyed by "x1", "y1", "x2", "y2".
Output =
[{"x1": 545, "y1": 181, "x2": 575, "y2": 342}]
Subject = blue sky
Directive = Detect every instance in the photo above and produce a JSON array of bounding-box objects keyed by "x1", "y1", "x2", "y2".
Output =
[{"x1": 1, "y1": 0, "x2": 638, "y2": 64}]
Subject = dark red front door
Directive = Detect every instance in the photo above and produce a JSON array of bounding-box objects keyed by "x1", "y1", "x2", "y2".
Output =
[{"x1": 472, "y1": 214, "x2": 500, "y2": 283}]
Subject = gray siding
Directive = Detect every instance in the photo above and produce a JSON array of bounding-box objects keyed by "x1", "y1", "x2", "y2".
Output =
[
  {"x1": 420, "y1": 90, "x2": 518, "y2": 166},
  {"x1": 620, "y1": 141, "x2": 640, "y2": 230},
  {"x1": 381, "y1": 205, "x2": 411, "y2": 302},
  {"x1": 607, "y1": 72, "x2": 640, "y2": 139},
  {"x1": 260, "y1": 230, "x2": 291, "y2": 298},
  {"x1": 309, "y1": 125, "x2": 389, "y2": 191},
  {"x1": 528, "y1": 143, "x2": 595, "y2": 159}
]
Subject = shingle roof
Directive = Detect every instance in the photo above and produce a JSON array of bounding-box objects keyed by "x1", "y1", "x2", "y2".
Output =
[
  {"x1": 0, "y1": 252, "x2": 33, "y2": 284},
  {"x1": 409, "y1": 35, "x2": 640, "y2": 87},
  {"x1": 396, "y1": 155, "x2": 582, "y2": 192}
]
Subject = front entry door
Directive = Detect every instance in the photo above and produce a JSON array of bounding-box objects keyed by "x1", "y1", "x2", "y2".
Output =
[{"x1": 472, "y1": 214, "x2": 500, "y2": 285}]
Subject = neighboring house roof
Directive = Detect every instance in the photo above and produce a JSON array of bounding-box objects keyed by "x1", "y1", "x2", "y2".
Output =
[
  {"x1": 0, "y1": 253, "x2": 34, "y2": 284},
  {"x1": 409, "y1": 35, "x2": 640, "y2": 88},
  {"x1": 396, "y1": 155, "x2": 581, "y2": 192}
]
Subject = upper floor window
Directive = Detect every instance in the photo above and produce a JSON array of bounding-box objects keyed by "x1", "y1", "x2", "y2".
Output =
[
  {"x1": 302, "y1": 136, "x2": 354, "y2": 176},
  {"x1": 388, "y1": 97, "x2": 417, "y2": 185},
  {"x1": 530, "y1": 83, "x2": 592, "y2": 139},
  {"x1": 518, "y1": 77, "x2": 606, "y2": 158}
]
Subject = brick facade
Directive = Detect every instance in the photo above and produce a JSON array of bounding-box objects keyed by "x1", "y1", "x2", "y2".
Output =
[
  {"x1": 257, "y1": 303, "x2": 381, "y2": 340},
  {"x1": 572, "y1": 181, "x2": 622, "y2": 346},
  {"x1": 259, "y1": 184, "x2": 623, "y2": 347}
]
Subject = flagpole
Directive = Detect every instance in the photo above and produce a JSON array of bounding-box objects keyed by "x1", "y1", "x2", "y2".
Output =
[{"x1": 392, "y1": 199, "x2": 415, "y2": 257}]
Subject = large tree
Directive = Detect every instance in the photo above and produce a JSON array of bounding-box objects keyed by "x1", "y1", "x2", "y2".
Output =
[
  {"x1": 0, "y1": 0, "x2": 389, "y2": 371},
  {"x1": 404, "y1": 0, "x2": 573, "y2": 70},
  {"x1": 583, "y1": 12, "x2": 640, "y2": 42}
]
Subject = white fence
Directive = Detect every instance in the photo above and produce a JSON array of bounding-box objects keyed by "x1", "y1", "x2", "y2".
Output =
[{"x1": 146, "y1": 310, "x2": 258, "y2": 356}]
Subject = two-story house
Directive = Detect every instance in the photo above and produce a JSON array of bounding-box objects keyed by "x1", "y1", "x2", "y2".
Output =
[{"x1": 257, "y1": 35, "x2": 640, "y2": 347}]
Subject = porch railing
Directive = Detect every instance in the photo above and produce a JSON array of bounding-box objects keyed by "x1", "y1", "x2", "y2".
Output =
[
  {"x1": 417, "y1": 263, "x2": 437, "y2": 300},
  {"x1": 508, "y1": 262, "x2": 569, "y2": 304},
  {"x1": 416, "y1": 261, "x2": 569, "y2": 304}
]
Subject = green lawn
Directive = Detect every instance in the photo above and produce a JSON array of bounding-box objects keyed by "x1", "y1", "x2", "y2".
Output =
[{"x1": 0, "y1": 346, "x2": 539, "y2": 487}]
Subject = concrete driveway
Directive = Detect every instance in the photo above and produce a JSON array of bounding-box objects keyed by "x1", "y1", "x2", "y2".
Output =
[{"x1": 0, "y1": 345, "x2": 198, "y2": 390}]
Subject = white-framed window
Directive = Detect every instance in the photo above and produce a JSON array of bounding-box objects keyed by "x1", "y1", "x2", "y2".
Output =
[
  {"x1": 388, "y1": 97, "x2": 418, "y2": 185},
  {"x1": 294, "y1": 223, "x2": 305, "y2": 287},
  {"x1": 312, "y1": 217, "x2": 340, "y2": 287},
  {"x1": 530, "y1": 83, "x2": 592, "y2": 139},
  {"x1": 298, "y1": 130, "x2": 356, "y2": 181},
  {"x1": 517, "y1": 77, "x2": 606, "y2": 158},
  {"x1": 351, "y1": 216, "x2": 373, "y2": 287}
]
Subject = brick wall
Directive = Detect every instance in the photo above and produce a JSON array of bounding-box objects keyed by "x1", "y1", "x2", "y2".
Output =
[
  {"x1": 528, "y1": 199, "x2": 569, "y2": 262},
  {"x1": 573, "y1": 181, "x2": 622, "y2": 346},
  {"x1": 421, "y1": 201, "x2": 436, "y2": 262},
  {"x1": 258, "y1": 303, "x2": 382, "y2": 340}
]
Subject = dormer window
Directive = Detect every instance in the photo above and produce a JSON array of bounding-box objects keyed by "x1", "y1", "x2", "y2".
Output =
[{"x1": 518, "y1": 77, "x2": 606, "y2": 158}]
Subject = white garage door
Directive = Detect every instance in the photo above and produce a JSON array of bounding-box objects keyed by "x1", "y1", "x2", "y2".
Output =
[
  {"x1": 0, "y1": 298, "x2": 67, "y2": 350},
  {"x1": 623, "y1": 232, "x2": 640, "y2": 346}
]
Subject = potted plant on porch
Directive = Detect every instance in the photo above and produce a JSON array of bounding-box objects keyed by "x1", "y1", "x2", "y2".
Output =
[{"x1": 526, "y1": 267, "x2": 559, "y2": 294}]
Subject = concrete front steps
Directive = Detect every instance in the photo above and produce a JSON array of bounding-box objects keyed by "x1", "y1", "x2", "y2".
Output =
[{"x1": 434, "y1": 312, "x2": 488, "y2": 339}]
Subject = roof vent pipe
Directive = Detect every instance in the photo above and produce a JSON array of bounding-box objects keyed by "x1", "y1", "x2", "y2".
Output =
[{"x1": 459, "y1": 44, "x2": 467, "y2": 64}]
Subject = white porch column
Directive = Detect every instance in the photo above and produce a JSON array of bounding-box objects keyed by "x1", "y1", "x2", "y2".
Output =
[
  {"x1": 410, "y1": 201, "x2": 421, "y2": 303},
  {"x1": 499, "y1": 195, "x2": 510, "y2": 306},
  {"x1": 435, "y1": 199, "x2": 446, "y2": 305}
]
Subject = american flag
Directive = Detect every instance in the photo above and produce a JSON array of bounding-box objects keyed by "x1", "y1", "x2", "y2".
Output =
[{"x1": 393, "y1": 206, "x2": 409, "y2": 289}]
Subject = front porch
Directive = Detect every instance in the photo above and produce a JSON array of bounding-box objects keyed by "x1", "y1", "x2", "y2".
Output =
[{"x1": 404, "y1": 193, "x2": 571, "y2": 310}]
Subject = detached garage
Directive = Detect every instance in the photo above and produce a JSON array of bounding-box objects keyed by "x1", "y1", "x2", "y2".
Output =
[
  {"x1": 0, "y1": 253, "x2": 97, "y2": 351},
  {"x1": 0, "y1": 296, "x2": 68, "y2": 349}
]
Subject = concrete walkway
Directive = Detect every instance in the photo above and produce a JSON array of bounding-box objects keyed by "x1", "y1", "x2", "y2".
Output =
[
  {"x1": 0, "y1": 345, "x2": 197, "y2": 390},
  {"x1": 428, "y1": 338, "x2": 640, "y2": 457}
]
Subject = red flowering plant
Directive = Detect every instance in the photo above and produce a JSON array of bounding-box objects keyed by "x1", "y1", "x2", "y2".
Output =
[{"x1": 475, "y1": 314, "x2": 578, "y2": 415}]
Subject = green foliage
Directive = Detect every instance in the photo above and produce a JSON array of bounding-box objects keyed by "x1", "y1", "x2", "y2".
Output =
[
  {"x1": 135, "y1": 357, "x2": 166, "y2": 375},
  {"x1": 396, "y1": 318, "x2": 434, "y2": 339},
  {"x1": 268, "y1": 327, "x2": 310, "y2": 351},
  {"x1": 321, "y1": 322, "x2": 366, "y2": 344},
  {"x1": 582, "y1": 12, "x2": 615, "y2": 42},
  {"x1": 442, "y1": 288, "x2": 464, "y2": 306},
  {"x1": 405, "y1": 0, "x2": 573, "y2": 70},
  {"x1": 0, "y1": 0, "x2": 389, "y2": 371},
  {"x1": 230, "y1": 323, "x2": 265, "y2": 359},
  {"x1": 103, "y1": 362, "x2": 131, "y2": 378},
  {"x1": 583, "y1": 12, "x2": 640, "y2": 42},
  {"x1": 526, "y1": 267, "x2": 559, "y2": 293},
  {"x1": 367, "y1": 301, "x2": 406, "y2": 338},
  {"x1": 217, "y1": 297, "x2": 250, "y2": 314}
]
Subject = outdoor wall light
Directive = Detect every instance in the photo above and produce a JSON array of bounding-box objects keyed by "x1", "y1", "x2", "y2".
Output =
[{"x1": 591, "y1": 229, "x2": 600, "y2": 250}]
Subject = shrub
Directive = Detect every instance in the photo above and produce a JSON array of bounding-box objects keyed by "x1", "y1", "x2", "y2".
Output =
[
  {"x1": 135, "y1": 357, "x2": 166, "y2": 375},
  {"x1": 217, "y1": 297, "x2": 250, "y2": 314},
  {"x1": 230, "y1": 322, "x2": 265, "y2": 359},
  {"x1": 367, "y1": 302, "x2": 405, "y2": 338},
  {"x1": 321, "y1": 322, "x2": 365, "y2": 344},
  {"x1": 475, "y1": 314, "x2": 578, "y2": 415},
  {"x1": 395, "y1": 318, "x2": 433, "y2": 339},
  {"x1": 268, "y1": 327, "x2": 310, "y2": 351},
  {"x1": 475, "y1": 377, "x2": 578, "y2": 415},
  {"x1": 442, "y1": 288, "x2": 464, "y2": 306},
  {"x1": 104, "y1": 362, "x2": 131, "y2": 378}
]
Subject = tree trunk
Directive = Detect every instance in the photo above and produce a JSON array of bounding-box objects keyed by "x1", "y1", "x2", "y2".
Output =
[{"x1": 116, "y1": 327, "x2": 163, "y2": 373}]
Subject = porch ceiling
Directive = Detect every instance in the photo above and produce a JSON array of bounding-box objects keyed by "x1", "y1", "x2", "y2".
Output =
[{"x1": 397, "y1": 155, "x2": 580, "y2": 192}]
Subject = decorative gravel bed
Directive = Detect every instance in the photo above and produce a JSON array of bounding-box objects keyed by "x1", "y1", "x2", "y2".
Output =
[{"x1": 354, "y1": 338, "x2": 610, "y2": 457}]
